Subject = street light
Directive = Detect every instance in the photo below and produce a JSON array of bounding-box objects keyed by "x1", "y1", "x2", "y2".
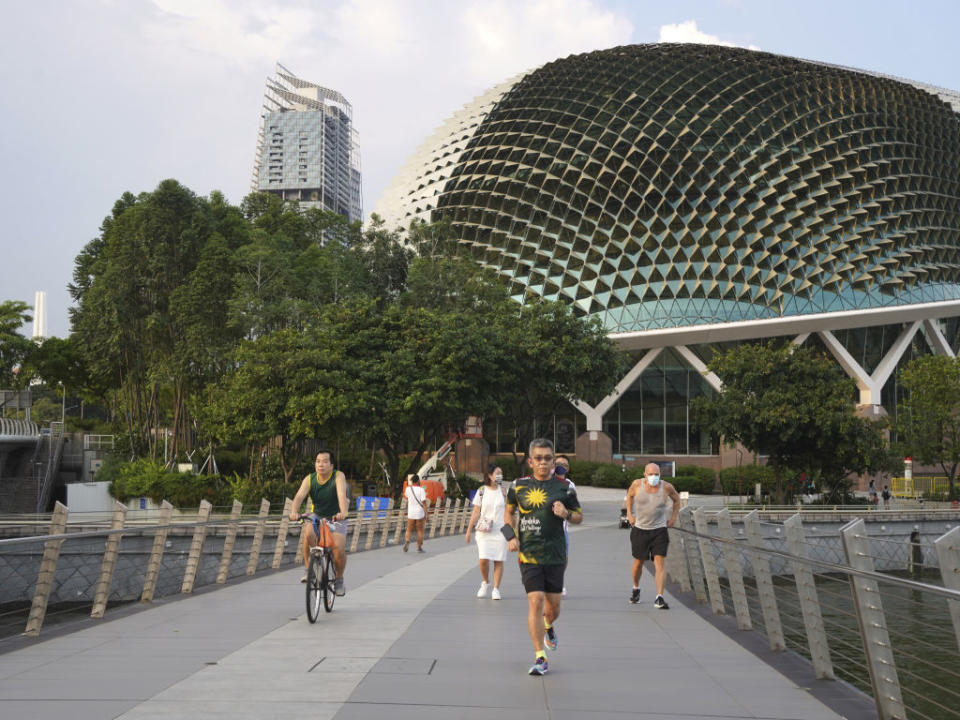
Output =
[{"x1": 58, "y1": 382, "x2": 65, "y2": 426}]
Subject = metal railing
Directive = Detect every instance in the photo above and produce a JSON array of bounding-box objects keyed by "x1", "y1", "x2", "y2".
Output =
[
  {"x1": 669, "y1": 507, "x2": 960, "y2": 720},
  {"x1": 0, "y1": 494, "x2": 469, "y2": 639}
]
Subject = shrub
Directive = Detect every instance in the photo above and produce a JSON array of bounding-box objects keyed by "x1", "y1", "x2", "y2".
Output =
[
  {"x1": 670, "y1": 474, "x2": 715, "y2": 494},
  {"x1": 590, "y1": 464, "x2": 632, "y2": 488},
  {"x1": 676, "y1": 464, "x2": 717, "y2": 487},
  {"x1": 718, "y1": 464, "x2": 778, "y2": 495}
]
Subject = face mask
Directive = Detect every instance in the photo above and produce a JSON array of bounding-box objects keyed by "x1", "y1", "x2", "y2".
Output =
[
  {"x1": 493, "y1": 475, "x2": 503, "y2": 483},
  {"x1": 555, "y1": 465, "x2": 567, "y2": 476},
  {"x1": 647, "y1": 474, "x2": 661, "y2": 486}
]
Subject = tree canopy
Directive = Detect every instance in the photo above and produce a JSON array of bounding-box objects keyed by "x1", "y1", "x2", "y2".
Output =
[
  {"x1": 692, "y1": 342, "x2": 891, "y2": 503},
  {"x1": 0, "y1": 300, "x2": 33, "y2": 388},
  {"x1": 895, "y1": 354, "x2": 960, "y2": 500}
]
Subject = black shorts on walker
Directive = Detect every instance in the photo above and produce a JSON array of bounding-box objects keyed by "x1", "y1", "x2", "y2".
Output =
[
  {"x1": 520, "y1": 563, "x2": 565, "y2": 594},
  {"x1": 631, "y1": 526, "x2": 669, "y2": 560}
]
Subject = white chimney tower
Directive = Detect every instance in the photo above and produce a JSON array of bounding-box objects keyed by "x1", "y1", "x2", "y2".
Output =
[{"x1": 32, "y1": 291, "x2": 47, "y2": 341}]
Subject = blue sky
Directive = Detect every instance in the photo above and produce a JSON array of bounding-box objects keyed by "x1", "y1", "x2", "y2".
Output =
[{"x1": 2, "y1": 0, "x2": 958, "y2": 338}]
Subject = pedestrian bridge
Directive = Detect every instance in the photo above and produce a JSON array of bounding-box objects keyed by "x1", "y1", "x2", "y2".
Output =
[
  {"x1": 0, "y1": 489, "x2": 957, "y2": 720},
  {"x1": 0, "y1": 418, "x2": 39, "y2": 445}
]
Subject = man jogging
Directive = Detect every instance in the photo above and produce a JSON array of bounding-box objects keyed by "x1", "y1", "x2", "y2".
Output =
[
  {"x1": 626, "y1": 462, "x2": 679, "y2": 609},
  {"x1": 504, "y1": 438, "x2": 582, "y2": 676}
]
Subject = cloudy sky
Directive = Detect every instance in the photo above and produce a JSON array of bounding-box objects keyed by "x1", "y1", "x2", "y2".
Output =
[{"x1": 3, "y1": 0, "x2": 959, "y2": 338}]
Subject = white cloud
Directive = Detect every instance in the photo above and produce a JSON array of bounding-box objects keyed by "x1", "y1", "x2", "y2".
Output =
[
  {"x1": 461, "y1": 0, "x2": 633, "y2": 85},
  {"x1": 659, "y1": 20, "x2": 760, "y2": 51}
]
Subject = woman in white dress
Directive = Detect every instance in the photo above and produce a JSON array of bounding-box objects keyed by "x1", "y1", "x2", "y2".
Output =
[{"x1": 465, "y1": 464, "x2": 507, "y2": 599}]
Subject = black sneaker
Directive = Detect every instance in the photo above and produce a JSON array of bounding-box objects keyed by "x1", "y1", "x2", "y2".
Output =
[
  {"x1": 528, "y1": 656, "x2": 548, "y2": 675},
  {"x1": 629, "y1": 588, "x2": 640, "y2": 604},
  {"x1": 654, "y1": 594, "x2": 669, "y2": 609}
]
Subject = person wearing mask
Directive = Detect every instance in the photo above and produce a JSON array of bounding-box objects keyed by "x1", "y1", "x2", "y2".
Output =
[
  {"x1": 403, "y1": 474, "x2": 427, "y2": 553},
  {"x1": 626, "y1": 462, "x2": 680, "y2": 609},
  {"x1": 465, "y1": 464, "x2": 508, "y2": 599},
  {"x1": 555, "y1": 455, "x2": 575, "y2": 595}
]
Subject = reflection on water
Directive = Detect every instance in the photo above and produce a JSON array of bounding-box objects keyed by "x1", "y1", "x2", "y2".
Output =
[{"x1": 733, "y1": 570, "x2": 958, "y2": 720}]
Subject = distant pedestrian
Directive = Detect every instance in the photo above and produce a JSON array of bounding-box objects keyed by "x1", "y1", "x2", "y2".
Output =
[
  {"x1": 466, "y1": 464, "x2": 507, "y2": 599},
  {"x1": 626, "y1": 462, "x2": 680, "y2": 609},
  {"x1": 403, "y1": 474, "x2": 427, "y2": 553},
  {"x1": 504, "y1": 438, "x2": 582, "y2": 676},
  {"x1": 868, "y1": 479, "x2": 878, "y2": 505},
  {"x1": 881, "y1": 485, "x2": 892, "y2": 509},
  {"x1": 555, "y1": 454, "x2": 576, "y2": 595}
]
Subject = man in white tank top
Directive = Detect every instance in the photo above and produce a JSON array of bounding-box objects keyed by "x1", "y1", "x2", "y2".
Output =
[{"x1": 625, "y1": 462, "x2": 680, "y2": 608}]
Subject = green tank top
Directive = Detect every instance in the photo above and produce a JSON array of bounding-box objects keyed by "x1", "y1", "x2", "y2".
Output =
[{"x1": 309, "y1": 472, "x2": 340, "y2": 517}]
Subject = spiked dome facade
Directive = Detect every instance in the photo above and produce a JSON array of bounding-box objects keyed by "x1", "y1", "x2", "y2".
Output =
[{"x1": 376, "y1": 44, "x2": 960, "y2": 465}]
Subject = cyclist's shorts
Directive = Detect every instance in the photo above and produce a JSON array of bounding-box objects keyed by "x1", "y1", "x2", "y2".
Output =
[{"x1": 312, "y1": 518, "x2": 347, "y2": 547}]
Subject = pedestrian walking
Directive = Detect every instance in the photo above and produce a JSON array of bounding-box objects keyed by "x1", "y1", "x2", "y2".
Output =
[
  {"x1": 466, "y1": 464, "x2": 508, "y2": 599},
  {"x1": 403, "y1": 474, "x2": 427, "y2": 553}
]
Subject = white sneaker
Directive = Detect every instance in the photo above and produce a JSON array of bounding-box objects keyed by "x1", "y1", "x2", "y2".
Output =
[
  {"x1": 477, "y1": 581, "x2": 490, "y2": 598},
  {"x1": 491, "y1": 588, "x2": 501, "y2": 600}
]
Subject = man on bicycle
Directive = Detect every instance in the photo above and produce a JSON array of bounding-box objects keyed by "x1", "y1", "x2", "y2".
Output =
[{"x1": 290, "y1": 451, "x2": 350, "y2": 596}]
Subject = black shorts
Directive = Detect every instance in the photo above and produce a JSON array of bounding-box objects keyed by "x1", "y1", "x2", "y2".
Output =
[
  {"x1": 519, "y1": 563, "x2": 565, "y2": 594},
  {"x1": 630, "y1": 526, "x2": 669, "y2": 560}
]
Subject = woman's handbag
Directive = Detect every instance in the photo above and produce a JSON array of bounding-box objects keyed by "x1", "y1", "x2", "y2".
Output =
[{"x1": 475, "y1": 488, "x2": 492, "y2": 532}]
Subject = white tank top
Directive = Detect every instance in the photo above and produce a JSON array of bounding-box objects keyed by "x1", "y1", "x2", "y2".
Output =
[{"x1": 632, "y1": 480, "x2": 666, "y2": 530}]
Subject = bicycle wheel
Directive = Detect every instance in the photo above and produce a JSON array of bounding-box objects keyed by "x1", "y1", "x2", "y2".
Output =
[
  {"x1": 322, "y1": 552, "x2": 336, "y2": 612},
  {"x1": 306, "y1": 554, "x2": 322, "y2": 623}
]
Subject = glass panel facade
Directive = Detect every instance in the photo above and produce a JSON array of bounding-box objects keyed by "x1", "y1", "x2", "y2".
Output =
[{"x1": 604, "y1": 348, "x2": 715, "y2": 456}]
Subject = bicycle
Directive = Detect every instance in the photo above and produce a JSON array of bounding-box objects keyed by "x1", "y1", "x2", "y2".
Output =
[{"x1": 299, "y1": 513, "x2": 339, "y2": 621}]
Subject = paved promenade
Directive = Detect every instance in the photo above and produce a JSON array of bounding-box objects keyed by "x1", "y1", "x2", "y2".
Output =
[{"x1": 0, "y1": 490, "x2": 874, "y2": 719}]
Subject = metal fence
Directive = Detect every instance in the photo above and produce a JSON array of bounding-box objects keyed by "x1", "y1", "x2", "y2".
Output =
[
  {"x1": 669, "y1": 507, "x2": 960, "y2": 720},
  {"x1": 0, "y1": 495, "x2": 472, "y2": 639}
]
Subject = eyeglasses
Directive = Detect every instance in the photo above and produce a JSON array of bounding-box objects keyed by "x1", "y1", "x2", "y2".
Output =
[{"x1": 531, "y1": 455, "x2": 554, "y2": 463}]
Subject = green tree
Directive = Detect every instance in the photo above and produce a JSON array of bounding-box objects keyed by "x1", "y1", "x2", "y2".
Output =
[
  {"x1": 693, "y1": 342, "x2": 889, "y2": 503},
  {"x1": 0, "y1": 300, "x2": 33, "y2": 388},
  {"x1": 896, "y1": 354, "x2": 960, "y2": 500}
]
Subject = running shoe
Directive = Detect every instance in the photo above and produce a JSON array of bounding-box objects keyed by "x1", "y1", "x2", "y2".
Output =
[
  {"x1": 629, "y1": 588, "x2": 640, "y2": 604},
  {"x1": 300, "y1": 574, "x2": 307, "y2": 584},
  {"x1": 335, "y1": 578, "x2": 346, "y2": 596},
  {"x1": 544, "y1": 625, "x2": 558, "y2": 650},
  {"x1": 403, "y1": 542, "x2": 409, "y2": 552},
  {"x1": 477, "y1": 581, "x2": 490, "y2": 598},
  {"x1": 491, "y1": 588, "x2": 501, "y2": 600},
  {"x1": 528, "y1": 656, "x2": 548, "y2": 675},
  {"x1": 654, "y1": 594, "x2": 669, "y2": 609},
  {"x1": 417, "y1": 547, "x2": 425, "y2": 553}
]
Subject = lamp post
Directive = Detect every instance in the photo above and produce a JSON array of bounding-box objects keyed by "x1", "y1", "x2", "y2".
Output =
[
  {"x1": 58, "y1": 382, "x2": 65, "y2": 426},
  {"x1": 736, "y1": 447, "x2": 743, "y2": 506}
]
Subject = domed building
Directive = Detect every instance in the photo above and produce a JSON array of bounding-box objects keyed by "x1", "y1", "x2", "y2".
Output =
[{"x1": 376, "y1": 44, "x2": 960, "y2": 469}]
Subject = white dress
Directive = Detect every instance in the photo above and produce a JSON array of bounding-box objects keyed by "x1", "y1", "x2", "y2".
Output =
[{"x1": 473, "y1": 485, "x2": 507, "y2": 561}]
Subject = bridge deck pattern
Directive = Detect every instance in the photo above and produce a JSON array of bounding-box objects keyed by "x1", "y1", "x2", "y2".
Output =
[{"x1": 0, "y1": 493, "x2": 873, "y2": 719}]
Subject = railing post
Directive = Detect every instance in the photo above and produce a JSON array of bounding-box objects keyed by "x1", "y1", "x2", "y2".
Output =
[
  {"x1": 428, "y1": 499, "x2": 440, "y2": 538},
  {"x1": 141, "y1": 500, "x2": 173, "y2": 602},
  {"x1": 181, "y1": 500, "x2": 212, "y2": 594},
  {"x1": 716, "y1": 508, "x2": 751, "y2": 630},
  {"x1": 349, "y1": 510, "x2": 364, "y2": 553},
  {"x1": 933, "y1": 526, "x2": 960, "y2": 654},
  {"x1": 678, "y1": 507, "x2": 707, "y2": 603},
  {"x1": 364, "y1": 504, "x2": 379, "y2": 550},
  {"x1": 393, "y1": 498, "x2": 408, "y2": 545},
  {"x1": 246, "y1": 499, "x2": 270, "y2": 576},
  {"x1": 693, "y1": 508, "x2": 725, "y2": 614},
  {"x1": 271, "y1": 498, "x2": 293, "y2": 569},
  {"x1": 216, "y1": 500, "x2": 243, "y2": 584},
  {"x1": 784, "y1": 514, "x2": 834, "y2": 680},
  {"x1": 24, "y1": 501, "x2": 69, "y2": 636},
  {"x1": 458, "y1": 497, "x2": 470, "y2": 533},
  {"x1": 91, "y1": 500, "x2": 127, "y2": 618},
  {"x1": 840, "y1": 519, "x2": 906, "y2": 720},
  {"x1": 441, "y1": 497, "x2": 454, "y2": 535},
  {"x1": 380, "y1": 498, "x2": 395, "y2": 548},
  {"x1": 666, "y1": 526, "x2": 692, "y2": 593},
  {"x1": 743, "y1": 510, "x2": 785, "y2": 651}
]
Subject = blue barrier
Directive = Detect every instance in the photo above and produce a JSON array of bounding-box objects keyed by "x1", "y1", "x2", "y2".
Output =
[{"x1": 355, "y1": 496, "x2": 390, "y2": 519}]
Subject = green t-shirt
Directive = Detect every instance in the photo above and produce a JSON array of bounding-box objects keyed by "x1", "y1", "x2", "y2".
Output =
[
  {"x1": 507, "y1": 476, "x2": 580, "y2": 565},
  {"x1": 309, "y1": 472, "x2": 341, "y2": 518}
]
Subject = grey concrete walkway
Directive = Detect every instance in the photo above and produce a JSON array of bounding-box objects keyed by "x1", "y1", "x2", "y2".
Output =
[{"x1": 0, "y1": 492, "x2": 870, "y2": 719}]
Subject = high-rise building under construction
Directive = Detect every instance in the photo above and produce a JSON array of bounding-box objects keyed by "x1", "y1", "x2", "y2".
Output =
[{"x1": 252, "y1": 64, "x2": 362, "y2": 222}]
